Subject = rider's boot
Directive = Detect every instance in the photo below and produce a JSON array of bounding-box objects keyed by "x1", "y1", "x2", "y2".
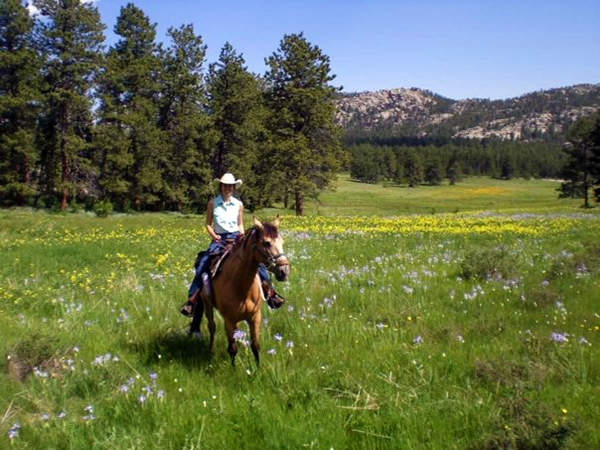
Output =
[
  {"x1": 180, "y1": 289, "x2": 199, "y2": 317},
  {"x1": 262, "y1": 281, "x2": 285, "y2": 309}
]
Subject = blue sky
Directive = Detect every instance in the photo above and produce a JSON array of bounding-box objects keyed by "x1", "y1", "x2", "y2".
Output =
[{"x1": 44, "y1": 0, "x2": 600, "y2": 100}]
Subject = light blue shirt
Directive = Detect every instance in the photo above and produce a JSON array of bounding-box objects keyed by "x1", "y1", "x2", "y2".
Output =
[{"x1": 213, "y1": 195, "x2": 242, "y2": 234}]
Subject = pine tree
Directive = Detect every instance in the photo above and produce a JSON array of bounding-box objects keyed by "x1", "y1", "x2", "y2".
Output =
[
  {"x1": 403, "y1": 150, "x2": 423, "y2": 187},
  {"x1": 446, "y1": 152, "x2": 463, "y2": 185},
  {"x1": 207, "y1": 42, "x2": 269, "y2": 210},
  {"x1": 35, "y1": 0, "x2": 105, "y2": 210},
  {"x1": 0, "y1": 0, "x2": 42, "y2": 205},
  {"x1": 499, "y1": 153, "x2": 516, "y2": 180},
  {"x1": 424, "y1": 157, "x2": 443, "y2": 185},
  {"x1": 590, "y1": 111, "x2": 600, "y2": 202},
  {"x1": 265, "y1": 33, "x2": 344, "y2": 216},
  {"x1": 558, "y1": 111, "x2": 600, "y2": 207},
  {"x1": 96, "y1": 3, "x2": 166, "y2": 210},
  {"x1": 159, "y1": 24, "x2": 214, "y2": 211}
]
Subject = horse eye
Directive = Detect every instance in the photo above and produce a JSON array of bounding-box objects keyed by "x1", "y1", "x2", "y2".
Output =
[{"x1": 263, "y1": 241, "x2": 271, "y2": 248}]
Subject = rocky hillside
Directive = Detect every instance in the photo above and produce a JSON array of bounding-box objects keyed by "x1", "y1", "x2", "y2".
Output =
[{"x1": 335, "y1": 84, "x2": 600, "y2": 141}]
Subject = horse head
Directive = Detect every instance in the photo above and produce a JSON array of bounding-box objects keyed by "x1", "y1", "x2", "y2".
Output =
[{"x1": 252, "y1": 216, "x2": 290, "y2": 281}]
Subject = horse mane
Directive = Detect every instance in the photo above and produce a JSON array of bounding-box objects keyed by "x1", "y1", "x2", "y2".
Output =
[{"x1": 234, "y1": 222, "x2": 279, "y2": 252}]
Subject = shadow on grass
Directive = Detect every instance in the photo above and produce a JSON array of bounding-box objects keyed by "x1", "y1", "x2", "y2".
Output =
[
  {"x1": 347, "y1": 179, "x2": 417, "y2": 189},
  {"x1": 127, "y1": 324, "x2": 213, "y2": 369}
]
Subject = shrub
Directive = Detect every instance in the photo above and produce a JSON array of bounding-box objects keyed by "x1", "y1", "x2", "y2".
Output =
[
  {"x1": 5, "y1": 334, "x2": 58, "y2": 381},
  {"x1": 460, "y1": 246, "x2": 521, "y2": 280},
  {"x1": 69, "y1": 201, "x2": 83, "y2": 213},
  {"x1": 93, "y1": 200, "x2": 113, "y2": 217}
]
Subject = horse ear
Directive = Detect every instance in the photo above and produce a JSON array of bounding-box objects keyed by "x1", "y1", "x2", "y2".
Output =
[
  {"x1": 253, "y1": 216, "x2": 263, "y2": 230},
  {"x1": 273, "y1": 215, "x2": 280, "y2": 227}
]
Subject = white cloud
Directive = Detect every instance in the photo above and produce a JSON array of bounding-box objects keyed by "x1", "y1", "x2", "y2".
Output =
[
  {"x1": 25, "y1": 0, "x2": 99, "y2": 16},
  {"x1": 26, "y1": 2, "x2": 39, "y2": 16}
]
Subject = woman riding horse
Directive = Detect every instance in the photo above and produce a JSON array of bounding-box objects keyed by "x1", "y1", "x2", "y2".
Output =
[
  {"x1": 181, "y1": 173, "x2": 284, "y2": 318},
  {"x1": 193, "y1": 217, "x2": 289, "y2": 365}
]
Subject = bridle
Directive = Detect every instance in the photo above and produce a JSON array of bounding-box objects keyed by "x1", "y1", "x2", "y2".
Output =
[{"x1": 250, "y1": 228, "x2": 288, "y2": 271}]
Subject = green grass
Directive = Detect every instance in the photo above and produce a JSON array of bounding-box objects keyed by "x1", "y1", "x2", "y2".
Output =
[
  {"x1": 263, "y1": 174, "x2": 586, "y2": 216},
  {"x1": 1, "y1": 177, "x2": 599, "y2": 449}
]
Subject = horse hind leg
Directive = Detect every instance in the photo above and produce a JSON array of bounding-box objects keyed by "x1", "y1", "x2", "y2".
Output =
[
  {"x1": 203, "y1": 293, "x2": 216, "y2": 352},
  {"x1": 189, "y1": 291, "x2": 204, "y2": 335},
  {"x1": 224, "y1": 320, "x2": 238, "y2": 366}
]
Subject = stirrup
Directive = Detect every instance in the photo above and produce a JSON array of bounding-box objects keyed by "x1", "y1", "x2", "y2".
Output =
[
  {"x1": 180, "y1": 300, "x2": 195, "y2": 317},
  {"x1": 266, "y1": 290, "x2": 286, "y2": 310}
]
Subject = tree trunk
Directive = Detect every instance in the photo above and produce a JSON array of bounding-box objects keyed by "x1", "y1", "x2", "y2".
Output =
[
  {"x1": 583, "y1": 144, "x2": 590, "y2": 208},
  {"x1": 15, "y1": 160, "x2": 25, "y2": 206},
  {"x1": 295, "y1": 190, "x2": 303, "y2": 216},
  {"x1": 60, "y1": 147, "x2": 68, "y2": 210},
  {"x1": 59, "y1": 107, "x2": 69, "y2": 211}
]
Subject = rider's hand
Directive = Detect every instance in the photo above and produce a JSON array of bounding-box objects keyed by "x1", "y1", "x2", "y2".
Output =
[{"x1": 213, "y1": 235, "x2": 221, "y2": 242}]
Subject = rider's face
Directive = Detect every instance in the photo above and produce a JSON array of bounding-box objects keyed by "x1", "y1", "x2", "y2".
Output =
[{"x1": 221, "y1": 183, "x2": 234, "y2": 197}]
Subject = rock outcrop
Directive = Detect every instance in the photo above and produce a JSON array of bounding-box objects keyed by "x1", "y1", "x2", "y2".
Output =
[{"x1": 335, "y1": 84, "x2": 600, "y2": 141}]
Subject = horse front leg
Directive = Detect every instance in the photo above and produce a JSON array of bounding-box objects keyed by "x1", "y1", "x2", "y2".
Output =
[
  {"x1": 224, "y1": 320, "x2": 238, "y2": 366},
  {"x1": 248, "y1": 312, "x2": 261, "y2": 366}
]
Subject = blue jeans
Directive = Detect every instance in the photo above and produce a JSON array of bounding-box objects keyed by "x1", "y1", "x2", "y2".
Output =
[{"x1": 187, "y1": 232, "x2": 270, "y2": 298}]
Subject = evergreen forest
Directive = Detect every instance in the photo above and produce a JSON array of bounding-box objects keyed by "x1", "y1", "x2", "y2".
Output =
[
  {"x1": 2, "y1": 0, "x2": 600, "y2": 213},
  {"x1": 0, "y1": 0, "x2": 343, "y2": 215}
]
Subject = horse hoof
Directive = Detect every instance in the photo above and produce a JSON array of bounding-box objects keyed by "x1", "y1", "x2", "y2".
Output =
[{"x1": 189, "y1": 331, "x2": 203, "y2": 340}]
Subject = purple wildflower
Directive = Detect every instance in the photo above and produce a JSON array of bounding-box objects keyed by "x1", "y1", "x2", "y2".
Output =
[
  {"x1": 267, "y1": 348, "x2": 276, "y2": 355},
  {"x1": 92, "y1": 353, "x2": 112, "y2": 367},
  {"x1": 8, "y1": 423, "x2": 20, "y2": 440},
  {"x1": 233, "y1": 330, "x2": 246, "y2": 341},
  {"x1": 33, "y1": 366, "x2": 49, "y2": 378},
  {"x1": 413, "y1": 335, "x2": 423, "y2": 345},
  {"x1": 286, "y1": 341, "x2": 294, "y2": 348},
  {"x1": 550, "y1": 332, "x2": 568, "y2": 343},
  {"x1": 579, "y1": 337, "x2": 591, "y2": 346},
  {"x1": 273, "y1": 333, "x2": 283, "y2": 342}
]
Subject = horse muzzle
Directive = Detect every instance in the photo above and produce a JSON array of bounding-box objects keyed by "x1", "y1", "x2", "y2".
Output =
[{"x1": 273, "y1": 261, "x2": 290, "y2": 281}]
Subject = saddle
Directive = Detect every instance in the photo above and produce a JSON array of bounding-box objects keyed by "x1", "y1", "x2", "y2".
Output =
[{"x1": 194, "y1": 239, "x2": 236, "y2": 281}]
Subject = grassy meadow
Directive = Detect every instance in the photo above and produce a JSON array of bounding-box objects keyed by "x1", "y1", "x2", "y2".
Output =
[
  {"x1": 1, "y1": 176, "x2": 599, "y2": 449},
  {"x1": 290, "y1": 174, "x2": 578, "y2": 216}
]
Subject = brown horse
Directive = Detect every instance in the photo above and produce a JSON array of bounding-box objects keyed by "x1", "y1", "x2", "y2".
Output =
[{"x1": 191, "y1": 217, "x2": 289, "y2": 365}]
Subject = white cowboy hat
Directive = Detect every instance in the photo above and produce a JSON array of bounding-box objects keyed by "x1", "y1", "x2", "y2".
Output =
[{"x1": 213, "y1": 173, "x2": 242, "y2": 187}]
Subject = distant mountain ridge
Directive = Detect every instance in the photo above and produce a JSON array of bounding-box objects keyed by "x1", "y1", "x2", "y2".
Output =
[{"x1": 335, "y1": 84, "x2": 600, "y2": 142}]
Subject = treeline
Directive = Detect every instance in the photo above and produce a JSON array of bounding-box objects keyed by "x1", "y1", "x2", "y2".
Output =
[
  {"x1": 348, "y1": 141, "x2": 566, "y2": 185},
  {"x1": 0, "y1": 0, "x2": 343, "y2": 215}
]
